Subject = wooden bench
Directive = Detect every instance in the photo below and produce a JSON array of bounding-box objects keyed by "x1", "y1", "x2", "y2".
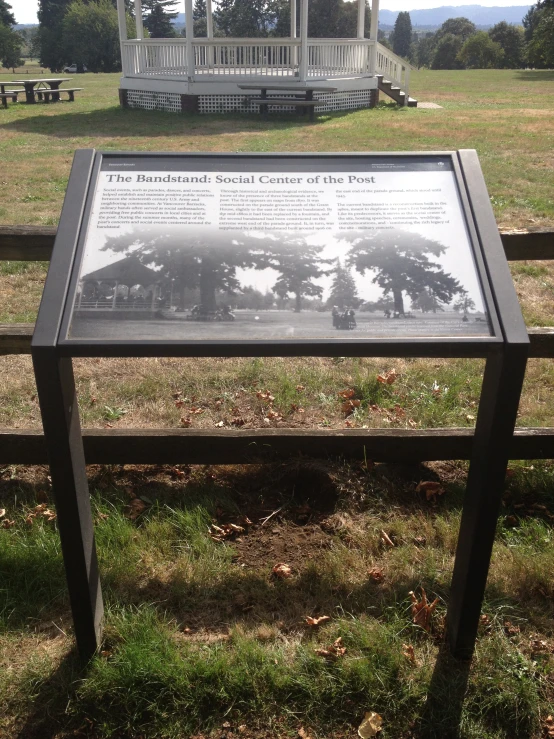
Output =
[
  {"x1": 41, "y1": 87, "x2": 83, "y2": 103},
  {"x1": 249, "y1": 97, "x2": 321, "y2": 121},
  {"x1": 0, "y1": 91, "x2": 22, "y2": 108},
  {"x1": 238, "y1": 84, "x2": 337, "y2": 122}
]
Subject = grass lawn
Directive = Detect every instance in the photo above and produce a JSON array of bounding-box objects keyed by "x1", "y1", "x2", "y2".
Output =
[{"x1": 1, "y1": 68, "x2": 554, "y2": 738}]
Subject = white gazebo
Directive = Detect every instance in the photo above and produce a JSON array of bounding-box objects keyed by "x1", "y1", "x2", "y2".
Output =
[{"x1": 115, "y1": 0, "x2": 416, "y2": 114}]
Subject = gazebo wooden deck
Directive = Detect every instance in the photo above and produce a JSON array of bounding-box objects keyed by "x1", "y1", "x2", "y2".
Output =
[{"x1": 114, "y1": 0, "x2": 417, "y2": 114}]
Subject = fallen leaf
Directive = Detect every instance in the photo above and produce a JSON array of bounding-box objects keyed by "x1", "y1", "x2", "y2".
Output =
[
  {"x1": 296, "y1": 385, "x2": 305, "y2": 392},
  {"x1": 126, "y1": 498, "x2": 147, "y2": 520},
  {"x1": 368, "y1": 566, "x2": 385, "y2": 583},
  {"x1": 358, "y1": 711, "x2": 383, "y2": 738},
  {"x1": 305, "y1": 615, "x2": 331, "y2": 628},
  {"x1": 1, "y1": 518, "x2": 15, "y2": 529},
  {"x1": 315, "y1": 636, "x2": 346, "y2": 661},
  {"x1": 231, "y1": 417, "x2": 246, "y2": 427},
  {"x1": 256, "y1": 390, "x2": 275, "y2": 403},
  {"x1": 215, "y1": 421, "x2": 225, "y2": 427},
  {"x1": 504, "y1": 621, "x2": 521, "y2": 637},
  {"x1": 338, "y1": 388, "x2": 356, "y2": 399},
  {"x1": 544, "y1": 716, "x2": 554, "y2": 738},
  {"x1": 409, "y1": 588, "x2": 439, "y2": 632},
  {"x1": 342, "y1": 399, "x2": 361, "y2": 415},
  {"x1": 272, "y1": 563, "x2": 292, "y2": 578},
  {"x1": 298, "y1": 727, "x2": 312, "y2": 739},
  {"x1": 0, "y1": 508, "x2": 5, "y2": 518},
  {"x1": 416, "y1": 480, "x2": 445, "y2": 501},
  {"x1": 189, "y1": 407, "x2": 204, "y2": 415},
  {"x1": 180, "y1": 416, "x2": 192, "y2": 428},
  {"x1": 504, "y1": 515, "x2": 519, "y2": 527},
  {"x1": 377, "y1": 369, "x2": 397, "y2": 385},
  {"x1": 466, "y1": 414, "x2": 475, "y2": 422},
  {"x1": 402, "y1": 643, "x2": 417, "y2": 665}
]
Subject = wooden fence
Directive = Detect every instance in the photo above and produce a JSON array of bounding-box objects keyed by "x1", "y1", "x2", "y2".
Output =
[{"x1": 1, "y1": 226, "x2": 554, "y2": 465}]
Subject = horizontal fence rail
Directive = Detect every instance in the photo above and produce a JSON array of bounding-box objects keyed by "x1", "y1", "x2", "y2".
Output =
[{"x1": 1, "y1": 226, "x2": 553, "y2": 464}]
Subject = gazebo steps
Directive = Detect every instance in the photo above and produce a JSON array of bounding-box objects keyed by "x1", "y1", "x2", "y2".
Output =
[{"x1": 376, "y1": 75, "x2": 417, "y2": 107}]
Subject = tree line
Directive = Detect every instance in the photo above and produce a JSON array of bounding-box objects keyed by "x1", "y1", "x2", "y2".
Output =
[{"x1": 388, "y1": 2, "x2": 553, "y2": 69}]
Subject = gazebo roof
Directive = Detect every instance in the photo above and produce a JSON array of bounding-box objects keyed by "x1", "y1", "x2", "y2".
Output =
[{"x1": 81, "y1": 256, "x2": 160, "y2": 285}]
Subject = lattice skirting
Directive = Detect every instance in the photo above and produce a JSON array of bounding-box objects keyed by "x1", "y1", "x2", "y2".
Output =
[
  {"x1": 122, "y1": 89, "x2": 376, "y2": 114},
  {"x1": 126, "y1": 89, "x2": 182, "y2": 113}
]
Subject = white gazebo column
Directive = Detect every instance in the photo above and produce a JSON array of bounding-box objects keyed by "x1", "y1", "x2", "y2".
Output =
[
  {"x1": 185, "y1": 0, "x2": 195, "y2": 79},
  {"x1": 357, "y1": 0, "x2": 365, "y2": 39},
  {"x1": 299, "y1": 0, "x2": 308, "y2": 81},
  {"x1": 369, "y1": 0, "x2": 379, "y2": 74},
  {"x1": 290, "y1": 0, "x2": 297, "y2": 66},
  {"x1": 116, "y1": 0, "x2": 128, "y2": 74},
  {"x1": 206, "y1": 0, "x2": 213, "y2": 39},
  {"x1": 134, "y1": 0, "x2": 144, "y2": 39}
]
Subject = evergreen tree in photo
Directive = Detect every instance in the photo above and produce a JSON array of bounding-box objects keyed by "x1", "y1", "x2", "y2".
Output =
[
  {"x1": 391, "y1": 11, "x2": 412, "y2": 58},
  {"x1": 327, "y1": 259, "x2": 359, "y2": 309},
  {"x1": 342, "y1": 229, "x2": 464, "y2": 316},
  {"x1": 411, "y1": 287, "x2": 446, "y2": 313},
  {"x1": 488, "y1": 22, "x2": 526, "y2": 68},
  {"x1": 103, "y1": 228, "x2": 278, "y2": 313},
  {"x1": 143, "y1": 0, "x2": 178, "y2": 38},
  {"x1": 270, "y1": 237, "x2": 329, "y2": 313}
]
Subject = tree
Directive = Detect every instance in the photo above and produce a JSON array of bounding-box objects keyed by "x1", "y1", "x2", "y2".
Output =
[
  {"x1": 0, "y1": 25, "x2": 23, "y2": 70},
  {"x1": 38, "y1": 0, "x2": 73, "y2": 70},
  {"x1": 143, "y1": 0, "x2": 178, "y2": 37},
  {"x1": 307, "y1": 0, "x2": 370, "y2": 39},
  {"x1": 488, "y1": 22, "x2": 526, "y2": 68},
  {"x1": 458, "y1": 31, "x2": 503, "y2": 68},
  {"x1": 411, "y1": 287, "x2": 446, "y2": 313},
  {"x1": 0, "y1": 0, "x2": 15, "y2": 26},
  {"x1": 214, "y1": 0, "x2": 277, "y2": 37},
  {"x1": 391, "y1": 11, "x2": 412, "y2": 58},
  {"x1": 527, "y1": 6, "x2": 554, "y2": 67},
  {"x1": 452, "y1": 293, "x2": 476, "y2": 314},
  {"x1": 413, "y1": 32, "x2": 435, "y2": 67},
  {"x1": 434, "y1": 17, "x2": 477, "y2": 44},
  {"x1": 270, "y1": 237, "x2": 329, "y2": 312},
  {"x1": 327, "y1": 259, "x2": 359, "y2": 309},
  {"x1": 193, "y1": 0, "x2": 207, "y2": 36},
  {"x1": 61, "y1": 0, "x2": 123, "y2": 72},
  {"x1": 342, "y1": 229, "x2": 464, "y2": 316},
  {"x1": 431, "y1": 33, "x2": 464, "y2": 69}
]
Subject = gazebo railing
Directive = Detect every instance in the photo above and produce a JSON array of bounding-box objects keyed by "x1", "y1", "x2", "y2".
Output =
[
  {"x1": 121, "y1": 37, "x2": 412, "y2": 94},
  {"x1": 122, "y1": 37, "x2": 376, "y2": 80}
]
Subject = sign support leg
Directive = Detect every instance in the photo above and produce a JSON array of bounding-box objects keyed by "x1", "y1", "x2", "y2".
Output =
[
  {"x1": 447, "y1": 346, "x2": 527, "y2": 659},
  {"x1": 33, "y1": 351, "x2": 103, "y2": 660}
]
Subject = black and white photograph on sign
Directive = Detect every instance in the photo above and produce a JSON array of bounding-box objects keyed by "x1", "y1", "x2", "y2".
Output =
[{"x1": 67, "y1": 166, "x2": 492, "y2": 342}]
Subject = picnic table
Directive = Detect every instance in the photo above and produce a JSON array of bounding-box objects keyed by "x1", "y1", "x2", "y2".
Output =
[
  {"x1": 11, "y1": 78, "x2": 72, "y2": 104},
  {"x1": 238, "y1": 84, "x2": 337, "y2": 121},
  {"x1": 0, "y1": 81, "x2": 25, "y2": 108}
]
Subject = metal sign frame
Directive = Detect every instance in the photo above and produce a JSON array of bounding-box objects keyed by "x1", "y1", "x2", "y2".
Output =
[{"x1": 32, "y1": 149, "x2": 529, "y2": 661}]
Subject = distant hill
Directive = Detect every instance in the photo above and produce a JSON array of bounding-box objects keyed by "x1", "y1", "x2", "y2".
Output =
[{"x1": 379, "y1": 5, "x2": 531, "y2": 28}]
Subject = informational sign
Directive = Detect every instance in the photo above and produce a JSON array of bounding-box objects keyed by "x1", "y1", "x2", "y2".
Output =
[{"x1": 61, "y1": 154, "x2": 494, "y2": 344}]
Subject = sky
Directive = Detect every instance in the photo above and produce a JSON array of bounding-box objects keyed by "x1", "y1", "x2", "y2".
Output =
[{"x1": 15, "y1": 0, "x2": 528, "y2": 25}]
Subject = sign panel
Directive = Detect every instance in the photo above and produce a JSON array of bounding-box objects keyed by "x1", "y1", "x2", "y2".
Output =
[{"x1": 61, "y1": 154, "x2": 494, "y2": 344}]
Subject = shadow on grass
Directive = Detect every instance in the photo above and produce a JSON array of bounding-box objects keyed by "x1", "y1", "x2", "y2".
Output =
[
  {"x1": 11, "y1": 646, "x2": 85, "y2": 739},
  {"x1": 515, "y1": 70, "x2": 554, "y2": 82},
  {"x1": 416, "y1": 645, "x2": 471, "y2": 739},
  {"x1": 0, "y1": 105, "x2": 350, "y2": 139}
]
